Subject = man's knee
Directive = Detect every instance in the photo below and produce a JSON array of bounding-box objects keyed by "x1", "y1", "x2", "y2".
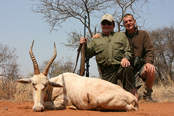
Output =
[
  {"x1": 142, "y1": 70, "x2": 155, "y2": 79},
  {"x1": 121, "y1": 65, "x2": 133, "y2": 72},
  {"x1": 126, "y1": 65, "x2": 133, "y2": 70}
]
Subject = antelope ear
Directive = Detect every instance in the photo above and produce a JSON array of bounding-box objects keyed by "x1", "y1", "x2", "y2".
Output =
[
  {"x1": 18, "y1": 79, "x2": 31, "y2": 84},
  {"x1": 49, "y1": 81, "x2": 64, "y2": 87}
]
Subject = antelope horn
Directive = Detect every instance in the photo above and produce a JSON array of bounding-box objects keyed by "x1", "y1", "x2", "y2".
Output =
[
  {"x1": 42, "y1": 42, "x2": 57, "y2": 76},
  {"x1": 29, "y1": 40, "x2": 40, "y2": 75}
]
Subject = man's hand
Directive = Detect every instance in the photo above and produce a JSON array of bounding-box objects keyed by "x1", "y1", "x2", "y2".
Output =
[
  {"x1": 121, "y1": 58, "x2": 130, "y2": 67},
  {"x1": 144, "y1": 63, "x2": 155, "y2": 74},
  {"x1": 92, "y1": 34, "x2": 101, "y2": 39},
  {"x1": 79, "y1": 37, "x2": 87, "y2": 44}
]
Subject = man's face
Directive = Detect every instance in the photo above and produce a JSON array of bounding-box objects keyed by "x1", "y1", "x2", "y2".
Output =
[
  {"x1": 123, "y1": 15, "x2": 136, "y2": 32},
  {"x1": 101, "y1": 20, "x2": 115, "y2": 35}
]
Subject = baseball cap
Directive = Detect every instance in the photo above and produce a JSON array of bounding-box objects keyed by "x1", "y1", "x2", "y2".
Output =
[{"x1": 101, "y1": 14, "x2": 114, "y2": 23}]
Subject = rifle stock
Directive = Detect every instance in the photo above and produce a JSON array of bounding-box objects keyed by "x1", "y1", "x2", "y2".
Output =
[{"x1": 79, "y1": 15, "x2": 87, "y2": 76}]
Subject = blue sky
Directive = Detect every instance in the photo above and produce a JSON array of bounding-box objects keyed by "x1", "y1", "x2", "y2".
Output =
[{"x1": 0, "y1": 0, "x2": 174, "y2": 77}]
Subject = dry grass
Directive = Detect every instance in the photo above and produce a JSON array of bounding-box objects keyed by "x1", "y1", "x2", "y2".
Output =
[
  {"x1": 0, "y1": 78, "x2": 33, "y2": 102},
  {"x1": 138, "y1": 76, "x2": 174, "y2": 103},
  {"x1": 152, "y1": 84, "x2": 174, "y2": 102},
  {"x1": 152, "y1": 76, "x2": 174, "y2": 103},
  {"x1": 14, "y1": 83, "x2": 33, "y2": 102},
  {"x1": 0, "y1": 79, "x2": 18, "y2": 101}
]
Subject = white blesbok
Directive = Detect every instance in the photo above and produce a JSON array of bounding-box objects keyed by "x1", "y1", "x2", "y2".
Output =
[{"x1": 18, "y1": 41, "x2": 139, "y2": 112}]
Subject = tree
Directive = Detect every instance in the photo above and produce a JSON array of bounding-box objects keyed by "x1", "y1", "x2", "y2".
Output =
[
  {"x1": 32, "y1": 0, "x2": 150, "y2": 49},
  {"x1": 0, "y1": 43, "x2": 20, "y2": 99},
  {"x1": 149, "y1": 24, "x2": 174, "y2": 80},
  {"x1": 0, "y1": 43, "x2": 20, "y2": 80}
]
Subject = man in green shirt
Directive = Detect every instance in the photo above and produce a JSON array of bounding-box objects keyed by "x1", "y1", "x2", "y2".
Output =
[{"x1": 79, "y1": 14, "x2": 135, "y2": 93}]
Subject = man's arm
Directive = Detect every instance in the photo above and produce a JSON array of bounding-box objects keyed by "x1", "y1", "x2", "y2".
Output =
[
  {"x1": 121, "y1": 34, "x2": 133, "y2": 67},
  {"x1": 79, "y1": 37, "x2": 95, "y2": 58},
  {"x1": 144, "y1": 31, "x2": 155, "y2": 64},
  {"x1": 143, "y1": 31, "x2": 155, "y2": 74}
]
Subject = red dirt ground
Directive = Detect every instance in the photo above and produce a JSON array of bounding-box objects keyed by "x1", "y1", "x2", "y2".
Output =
[{"x1": 0, "y1": 101, "x2": 173, "y2": 116}]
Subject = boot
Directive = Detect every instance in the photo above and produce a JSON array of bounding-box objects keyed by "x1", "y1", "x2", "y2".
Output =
[{"x1": 143, "y1": 88, "x2": 153, "y2": 102}]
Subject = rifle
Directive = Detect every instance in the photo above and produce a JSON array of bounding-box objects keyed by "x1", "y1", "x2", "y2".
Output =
[
  {"x1": 73, "y1": 17, "x2": 95, "y2": 77},
  {"x1": 80, "y1": 15, "x2": 87, "y2": 76},
  {"x1": 73, "y1": 16, "x2": 87, "y2": 76}
]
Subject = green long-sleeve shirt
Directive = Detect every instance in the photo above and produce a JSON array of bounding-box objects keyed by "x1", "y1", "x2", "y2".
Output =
[{"x1": 86, "y1": 31, "x2": 132, "y2": 67}]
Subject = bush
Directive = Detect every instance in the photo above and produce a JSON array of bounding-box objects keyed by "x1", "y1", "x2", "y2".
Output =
[{"x1": 0, "y1": 78, "x2": 18, "y2": 100}]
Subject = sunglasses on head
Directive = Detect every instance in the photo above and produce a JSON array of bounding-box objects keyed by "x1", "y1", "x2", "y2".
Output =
[{"x1": 101, "y1": 21, "x2": 112, "y2": 26}]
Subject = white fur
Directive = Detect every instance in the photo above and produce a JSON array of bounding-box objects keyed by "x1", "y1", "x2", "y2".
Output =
[{"x1": 18, "y1": 72, "x2": 139, "y2": 112}]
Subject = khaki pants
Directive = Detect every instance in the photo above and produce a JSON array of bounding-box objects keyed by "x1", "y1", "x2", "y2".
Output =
[
  {"x1": 133, "y1": 64, "x2": 145, "y2": 89},
  {"x1": 101, "y1": 65, "x2": 134, "y2": 92}
]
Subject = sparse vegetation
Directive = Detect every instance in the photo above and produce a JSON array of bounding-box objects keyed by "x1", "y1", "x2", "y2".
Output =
[
  {"x1": 0, "y1": 79, "x2": 17, "y2": 100},
  {"x1": 14, "y1": 83, "x2": 33, "y2": 102},
  {"x1": 0, "y1": 43, "x2": 20, "y2": 100},
  {"x1": 152, "y1": 75, "x2": 174, "y2": 103},
  {"x1": 137, "y1": 75, "x2": 174, "y2": 103}
]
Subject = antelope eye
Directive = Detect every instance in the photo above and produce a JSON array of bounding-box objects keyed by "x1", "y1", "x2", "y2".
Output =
[{"x1": 32, "y1": 83, "x2": 37, "y2": 90}]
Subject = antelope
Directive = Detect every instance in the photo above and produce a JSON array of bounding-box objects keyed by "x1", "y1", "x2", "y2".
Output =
[{"x1": 18, "y1": 40, "x2": 139, "y2": 112}]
